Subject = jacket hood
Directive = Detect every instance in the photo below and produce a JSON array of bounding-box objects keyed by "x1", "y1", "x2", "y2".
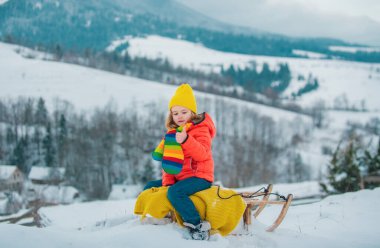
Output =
[{"x1": 191, "y1": 112, "x2": 216, "y2": 138}]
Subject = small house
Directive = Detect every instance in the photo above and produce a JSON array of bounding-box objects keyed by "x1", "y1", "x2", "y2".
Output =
[
  {"x1": 0, "y1": 165, "x2": 24, "y2": 193},
  {"x1": 28, "y1": 166, "x2": 66, "y2": 185}
]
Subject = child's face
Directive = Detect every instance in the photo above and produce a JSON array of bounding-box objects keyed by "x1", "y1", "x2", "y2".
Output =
[{"x1": 171, "y1": 106, "x2": 192, "y2": 126}]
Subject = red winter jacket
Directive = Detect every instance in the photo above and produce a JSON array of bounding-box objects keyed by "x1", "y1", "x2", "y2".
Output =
[{"x1": 162, "y1": 112, "x2": 216, "y2": 186}]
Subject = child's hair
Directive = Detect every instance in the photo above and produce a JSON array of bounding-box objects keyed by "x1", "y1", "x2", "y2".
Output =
[{"x1": 166, "y1": 111, "x2": 203, "y2": 130}]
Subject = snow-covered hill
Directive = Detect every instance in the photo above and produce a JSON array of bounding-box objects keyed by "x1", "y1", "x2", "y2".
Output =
[
  {"x1": 121, "y1": 35, "x2": 380, "y2": 111},
  {"x1": 0, "y1": 187, "x2": 379, "y2": 248},
  {"x1": 1, "y1": 41, "x2": 379, "y2": 180},
  {"x1": 0, "y1": 41, "x2": 316, "y2": 121},
  {"x1": 1, "y1": 33, "x2": 380, "y2": 248}
]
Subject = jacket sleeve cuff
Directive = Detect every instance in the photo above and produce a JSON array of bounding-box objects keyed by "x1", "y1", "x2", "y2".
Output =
[
  {"x1": 181, "y1": 134, "x2": 189, "y2": 144},
  {"x1": 181, "y1": 134, "x2": 196, "y2": 149}
]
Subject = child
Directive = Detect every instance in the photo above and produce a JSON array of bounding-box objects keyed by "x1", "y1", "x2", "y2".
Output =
[{"x1": 144, "y1": 83, "x2": 216, "y2": 240}]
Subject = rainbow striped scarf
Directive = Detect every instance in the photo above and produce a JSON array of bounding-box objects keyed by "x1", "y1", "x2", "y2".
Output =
[{"x1": 152, "y1": 123, "x2": 193, "y2": 175}]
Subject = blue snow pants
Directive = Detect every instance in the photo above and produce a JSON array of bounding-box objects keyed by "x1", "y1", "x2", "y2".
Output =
[{"x1": 143, "y1": 177, "x2": 212, "y2": 226}]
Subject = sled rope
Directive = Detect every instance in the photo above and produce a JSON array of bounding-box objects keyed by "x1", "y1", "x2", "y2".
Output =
[
  {"x1": 213, "y1": 184, "x2": 293, "y2": 233},
  {"x1": 215, "y1": 185, "x2": 287, "y2": 201}
]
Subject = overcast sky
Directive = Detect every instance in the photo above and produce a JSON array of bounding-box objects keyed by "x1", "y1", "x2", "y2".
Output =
[{"x1": 176, "y1": 0, "x2": 380, "y2": 46}]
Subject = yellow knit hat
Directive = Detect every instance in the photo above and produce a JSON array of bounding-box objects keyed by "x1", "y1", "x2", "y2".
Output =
[{"x1": 168, "y1": 84, "x2": 197, "y2": 113}]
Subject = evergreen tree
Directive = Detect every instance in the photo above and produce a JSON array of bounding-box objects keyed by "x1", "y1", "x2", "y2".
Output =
[
  {"x1": 55, "y1": 44, "x2": 63, "y2": 60},
  {"x1": 368, "y1": 138, "x2": 380, "y2": 174},
  {"x1": 43, "y1": 122, "x2": 56, "y2": 167},
  {"x1": 297, "y1": 75, "x2": 319, "y2": 96},
  {"x1": 32, "y1": 127, "x2": 43, "y2": 166},
  {"x1": 325, "y1": 141, "x2": 361, "y2": 193},
  {"x1": 359, "y1": 138, "x2": 380, "y2": 189},
  {"x1": 57, "y1": 114, "x2": 68, "y2": 167},
  {"x1": 10, "y1": 136, "x2": 30, "y2": 174},
  {"x1": 274, "y1": 63, "x2": 291, "y2": 93},
  {"x1": 258, "y1": 63, "x2": 272, "y2": 93},
  {"x1": 6, "y1": 126, "x2": 16, "y2": 146},
  {"x1": 22, "y1": 98, "x2": 34, "y2": 126},
  {"x1": 35, "y1": 98, "x2": 48, "y2": 126}
]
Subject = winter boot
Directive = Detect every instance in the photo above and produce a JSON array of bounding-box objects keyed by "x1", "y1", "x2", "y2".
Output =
[{"x1": 183, "y1": 221, "x2": 211, "y2": 240}]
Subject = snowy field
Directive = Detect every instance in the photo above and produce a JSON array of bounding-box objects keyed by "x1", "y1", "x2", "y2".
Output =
[
  {"x1": 0, "y1": 186, "x2": 379, "y2": 248},
  {"x1": 123, "y1": 35, "x2": 380, "y2": 111}
]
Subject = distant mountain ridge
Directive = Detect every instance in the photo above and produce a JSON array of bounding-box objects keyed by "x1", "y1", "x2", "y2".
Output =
[
  {"x1": 1, "y1": 0, "x2": 379, "y2": 62},
  {"x1": 0, "y1": 0, "x2": 260, "y2": 49}
]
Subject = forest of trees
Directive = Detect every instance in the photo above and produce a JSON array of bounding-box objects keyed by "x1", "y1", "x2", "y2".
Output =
[{"x1": 0, "y1": 96, "x2": 313, "y2": 200}]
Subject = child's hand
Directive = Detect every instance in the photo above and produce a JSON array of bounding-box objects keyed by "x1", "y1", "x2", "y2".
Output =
[{"x1": 176, "y1": 127, "x2": 188, "y2": 144}]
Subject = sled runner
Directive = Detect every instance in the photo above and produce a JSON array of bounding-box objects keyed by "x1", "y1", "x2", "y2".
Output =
[{"x1": 240, "y1": 184, "x2": 293, "y2": 232}]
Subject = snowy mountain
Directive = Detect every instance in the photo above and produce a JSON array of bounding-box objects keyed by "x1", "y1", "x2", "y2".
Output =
[
  {"x1": 2, "y1": 0, "x2": 379, "y2": 62},
  {"x1": 0, "y1": 0, "x2": 260, "y2": 50},
  {"x1": 0, "y1": 187, "x2": 379, "y2": 247}
]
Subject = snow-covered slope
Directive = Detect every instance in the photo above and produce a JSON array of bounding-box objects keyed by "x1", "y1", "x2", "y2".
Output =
[
  {"x1": 123, "y1": 35, "x2": 380, "y2": 111},
  {"x1": 1, "y1": 41, "x2": 379, "y2": 180},
  {"x1": 0, "y1": 42, "x2": 173, "y2": 111},
  {"x1": 0, "y1": 41, "x2": 312, "y2": 122},
  {"x1": 0, "y1": 187, "x2": 379, "y2": 248}
]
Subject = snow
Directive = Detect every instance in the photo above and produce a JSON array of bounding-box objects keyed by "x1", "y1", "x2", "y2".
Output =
[
  {"x1": 126, "y1": 35, "x2": 257, "y2": 73},
  {"x1": 0, "y1": 13, "x2": 379, "y2": 247},
  {"x1": 0, "y1": 206, "x2": 30, "y2": 221},
  {"x1": 108, "y1": 184, "x2": 143, "y2": 200},
  {"x1": 335, "y1": 172, "x2": 347, "y2": 181},
  {"x1": 0, "y1": 187, "x2": 379, "y2": 247},
  {"x1": 235, "y1": 181, "x2": 322, "y2": 199},
  {"x1": 1, "y1": 40, "x2": 378, "y2": 189},
  {"x1": 0, "y1": 165, "x2": 18, "y2": 180},
  {"x1": 34, "y1": 2, "x2": 42, "y2": 10},
  {"x1": 0, "y1": 41, "x2": 314, "y2": 124},
  {"x1": 106, "y1": 35, "x2": 133, "y2": 53},
  {"x1": 37, "y1": 199, "x2": 137, "y2": 229},
  {"x1": 0, "y1": 42, "x2": 175, "y2": 112},
  {"x1": 292, "y1": 49, "x2": 327, "y2": 59},
  {"x1": 276, "y1": 188, "x2": 380, "y2": 247},
  {"x1": 28, "y1": 166, "x2": 65, "y2": 181},
  {"x1": 1, "y1": 37, "x2": 380, "y2": 246},
  {"x1": 329, "y1": 46, "x2": 380, "y2": 53},
  {"x1": 27, "y1": 184, "x2": 79, "y2": 204},
  {"x1": 85, "y1": 20, "x2": 92, "y2": 28},
  {"x1": 325, "y1": 110, "x2": 380, "y2": 130},
  {"x1": 0, "y1": 191, "x2": 23, "y2": 215},
  {"x1": 124, "y1": 35, "x2": 380, "y2": 111}
]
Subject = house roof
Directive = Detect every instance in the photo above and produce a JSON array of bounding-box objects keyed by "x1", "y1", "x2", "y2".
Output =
[
  {"x1": 28, "y1": 167, "x2": 65, "y2": 181},
  {"x1": 0, "y1": 165, "x2": 19, "y2": 180}
]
